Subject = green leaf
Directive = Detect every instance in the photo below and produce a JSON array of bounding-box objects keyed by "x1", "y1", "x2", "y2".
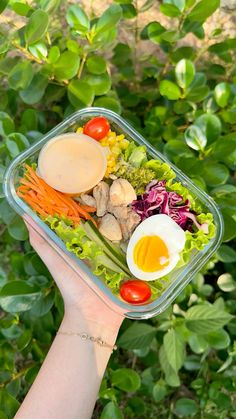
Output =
[
  {"x1": 164, "y1": 0, "x2": 185, "y2": 11},
  {"x1": 204, "y1": 329, "x2": 230, "y2": 349},
  {"x1": 188, "y1": 0, "x2": 220, "y2": 23},
  {"x1": 175, "y1": 59, "x2": 195, "y2": 89},
  {"x1": 186, "y1": 85, "x2": 209, "y2": 102},
  {"x1": 0, "y1": 390, "x2": 20, "y2": 417},
  {"x1": 8, "y1": 215, "x2": 28, "y2": 241},
  {"x1": 5, "y1": 132, "x2": 29, "y2": 158},
  {"x1": 0, "y1": 0, "x2": 9, "y2": 13},
  {"x1": 118, "y1": 323, "x2": 156, "y2": 349},
  {"x1": 86, "y1": 56, "x2": 106, "y2": 74},
  {"x1": 24, "y1": 10, "x2": 49, "y2": 45},
  {"x1": 29, "y1": 42, "x2": 48, "y2": 60},
  {"x1": 39, "y1": 0, "x2": 61, "y2": 13},
  {"x1": 163, "y1": 328, "x2": 185, "y2": 372},
  {"x1": 121, "y1": 4, "x2": 137, "y2": 19},
  {"x1": 0, "y1": 281, "x2": 41, "y2": 313},
  {"x1": 175, "y1": 398, "x2": 198, "y2": 416},
  {"x1": 0, "y1": 112, "x2": 15, "y2": 136},
  {"x1": 203, "y1": 162, "x2": 229, "y2": 186},
  {"x1": 54, "y1": 51, "x2": 80, "y2": 80},
  {"x1": 160, "y1": 3, "x2": 181, "y2": 17},
  {"x1": 111, "y1": 368, "x2": 141, "y2": 392},
  {"x1": 30, "y1": 290, "x2": 55, "y2": 317},
  {"x1": 217, "y1": 274, "x2": 236, "y2": 292},
  {"x1": 12, "y1": 2, "x2": 31, "y2": 16},
  {"x1": 20, "y1": 73, "x2": 48, "y2": 104},
  {"x1": 152, "y1": 380, "x2": 167, "y2": 403},
  {"x1": 94, "y1": 97, "x2": 121, "y2": 114},
  {"x1": 8, "y1": 61, "x2": 33, "y2": 91},
  {"x1": 66, "y1": 5, "x2": 90, "y2": 34},
  {"x1": 185, "y1": 304, "x2": 233, "y2": 334},
  {"x1": 94, "y1": 4, "x2": 122, "y2": 35},
  {"x1": 159, "y1": 345, "x2": 180, "y2": 387},
  {"x1": 67, "y1": 80, "x2": 94, "y2": 108},
  {"x1": 159, "y1": 80, "x2": 181, "y2": 100},
  {"x1": 222, "y1": 211, "x2": 236, "y2": 242},
  {"x1": 195, "y1": 113, "x2": 221, "y2": 144},
  {"x1": 214, "y1": 82, "x2": 231, "y2": 108},
  {"x1": 185, "y1": 125, "x2": 207, "y2": 151},
  {"x1": 188, "y1": 334, "x2": 208, "y2": 354},
  {"x1": 48, "y1": 46, "x2": 60, "y2": 63},
  {"x1": 17, "y1": 329, "x2": 32, "y2": 351},
  {"x1": 147, "y1": 21, "x2": 166, "y2": 44},
  {"x1": 140, "y1": 0, "x2": 156, "y2": 12},
  {"x1": 101, "y1": 402, "x2": 123, "y2": 419},
  {"x1": 217, "y1": 245, "x2": 236, "y2": 263},
  {"x1": 84, "y1": 72, "x2": 111, "y2": 96}
]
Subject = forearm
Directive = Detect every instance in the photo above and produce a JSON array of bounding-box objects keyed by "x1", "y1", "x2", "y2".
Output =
[{"x1": 15, "y1": 309, "x2": 121, "y2": 419}]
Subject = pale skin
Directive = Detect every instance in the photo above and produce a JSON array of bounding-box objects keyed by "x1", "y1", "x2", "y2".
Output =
[{"x1": 14, "y1": 217, "x2": 124, "y2": 419}]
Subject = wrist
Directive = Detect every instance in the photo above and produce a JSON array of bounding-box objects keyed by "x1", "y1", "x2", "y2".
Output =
[{"x1": 62, "y1": 306, "x2": 123, "y2": 343}]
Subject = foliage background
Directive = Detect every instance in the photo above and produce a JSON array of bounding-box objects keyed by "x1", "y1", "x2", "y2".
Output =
[{"x1": 0, "y1": 0, "x2": 236, "y2": 417}]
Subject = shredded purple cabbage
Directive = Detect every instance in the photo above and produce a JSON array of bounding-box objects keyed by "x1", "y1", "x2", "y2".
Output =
[{"x1": 131, "y1": 180, "x2": 208, "y2": 233}]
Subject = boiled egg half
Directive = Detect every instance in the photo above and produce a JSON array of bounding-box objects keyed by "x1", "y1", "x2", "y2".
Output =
[{"x1": 126, "y1": 214, "x2": 186, "y2": 281}]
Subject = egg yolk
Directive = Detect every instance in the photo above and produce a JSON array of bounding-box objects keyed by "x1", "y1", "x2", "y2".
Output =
[{"x1": 134, "y1": 235, "x2": 169, "y2": 272}]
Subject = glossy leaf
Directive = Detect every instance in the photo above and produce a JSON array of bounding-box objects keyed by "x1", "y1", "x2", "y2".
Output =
[
  {"x1": 195, "y1": 113, "x2": 221, "y2": 143},
  {"x1": 185, "y1": 125, "x2": 207, "y2": 151},
  {"x1": 66, "y1": 5, "x2": 90, "y2": 33},
  {"x1": 101, "y1": 402, "x2": 123, "y2": 419},
  {"x1": 185, "y1": 304, "x2": 233, "y2": 334},
  {"x1": 159, "y1": 80, "x2": 181, "y2": 100},
  {"x1": 8, "y1": 61, "x2": 33, "y2": 91},
  {"x1": 67, "y1": 80, "x2": 94, "y2": 108},
  {"x1": 84, "y1": 72, "x2": 111, "y2": 96},
  {"x1": 20, "y1": 73, "x2": 48, "y2": 104},
  {"x1": 160, "y1": 3, "x2": 181, "y2": 17},
  {"x1": 205, "y1": 329, "x2": 230, "y2": 349},
  {"x1": 111, "y1": 368, "x2": 141, "y2": 392},
  {"x1": 94, "y1": 4, "x2": 122, "y2": 35},
  {"x1": 188, "y1": 0, "x2": 220, "y2": 23},
  {"x1": 24, "y1": 10, "x2": 49, "y2": 45},
  {"x1": 175, "y1": 59, "x2": 195, "y2": 89},
  {"x1": 147, "y1": 22, "x2": 166, "y2": 44},
  {"x1": 0, "y1": 0, "x2": 9, "y2": 13},
  {"x1": 217, "y1": 274, "x2": 236, "y2": 292},
  {"x1": 0, "y1": 281, "x2": 41, "y2": 313},
  {"x1": 8, "y1": 215, "x2": 28, "y2": 241},
  {"x1": 54, "y1": 51, "x2": 80, "y2": 80},
  {"x1": 203, "y1": 162, "x2": 229, "y2": 186},
  {"x1": 217, "y1": 245, "x2": 236, "y2": 263},
  {"x1": 86, "y1": 56, "x2": 106, "y2": 74},
  {"x1": 94, "y1": 97, "x2": 121, "y2": 114},
  {"x1": 214, "y1": 82, "x2": 231, "y2": 108},
  {"x1": 12, "y1": 2, "x2": 31, "y2": 16},
  {"x1": 29, "y1": 42, "x2": 48, "y2": 60}
]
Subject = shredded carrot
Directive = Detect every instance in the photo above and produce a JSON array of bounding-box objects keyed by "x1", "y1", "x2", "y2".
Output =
[{"x1": 17, "y1": 164, "x2": 96, "y2": 226}]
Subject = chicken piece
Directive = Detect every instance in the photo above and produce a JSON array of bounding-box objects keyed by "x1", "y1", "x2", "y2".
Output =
[
  {"x1": 109, "y1": 179, "x2": 136, "y2": 207},
  {"x1": 109, "y1": 205, "x2": 141, "y2": 241},
  {"x1": 93, "y1": 181, "x2": 109, "y2": 217},
  {"x1": 120, "y1": 209, "x2": 141, "y2": 241},
  {"x1": 79, "y1": 193, "x2": 96, "y2": 207},
  {"x1": 98, "y1": 214, "x2": 122, "y2": 241}
]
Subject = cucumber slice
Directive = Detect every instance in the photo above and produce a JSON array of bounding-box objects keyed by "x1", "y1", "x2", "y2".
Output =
[{"x1": 84, "y1": 220, "x2": 130, "y2": 275}]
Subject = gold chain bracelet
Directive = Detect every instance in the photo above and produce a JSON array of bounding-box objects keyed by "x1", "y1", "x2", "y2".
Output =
[{"x1": 57, "y1": 330, "x2": 117, "y2": 352}]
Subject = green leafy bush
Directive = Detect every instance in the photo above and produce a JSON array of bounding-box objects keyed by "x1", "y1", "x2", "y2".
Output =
[{"x1": 0, "y1": 0, "x2": 236, "y2": 417}]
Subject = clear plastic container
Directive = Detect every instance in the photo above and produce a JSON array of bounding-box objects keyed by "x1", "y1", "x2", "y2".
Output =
[{"x1": 3, "y1": 108, "x2": 224, "y2": 319}]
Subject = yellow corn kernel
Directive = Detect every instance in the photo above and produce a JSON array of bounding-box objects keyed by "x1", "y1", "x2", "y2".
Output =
[
  {"x1": 76, "y1": 127, "x2": 83, "y2": 133},
  {"x1": 117, "y1": 134, "x2": 125, "y2": 141}
]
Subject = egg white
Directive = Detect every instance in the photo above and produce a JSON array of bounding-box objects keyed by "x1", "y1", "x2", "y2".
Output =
[{"x1": 127, "y1": 214, "x2": 186, "y2": 281}]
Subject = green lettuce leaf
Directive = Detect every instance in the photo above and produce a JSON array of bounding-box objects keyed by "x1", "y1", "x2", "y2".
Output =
[
  {"x1": 45, "y1": 216, "x2": 127, "y2": 294},
  {"x1": 144, "y1": 159, "x2": 176, "y2": 182}
]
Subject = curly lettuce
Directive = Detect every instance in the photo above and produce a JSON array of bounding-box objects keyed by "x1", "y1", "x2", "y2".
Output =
[{"x1": 45, "y1": 216, "x2": 126, "y2": 294}]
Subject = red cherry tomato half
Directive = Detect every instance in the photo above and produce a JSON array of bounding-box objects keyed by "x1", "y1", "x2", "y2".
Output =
[
  {"x1": 83, "y1": 116, "x2": 110, "y2": 141},
  {"x1": 120, "y1": 280, "x2": 152, "y2": 305}
]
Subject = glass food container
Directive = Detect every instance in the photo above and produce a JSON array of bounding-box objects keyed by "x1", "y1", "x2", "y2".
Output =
[{"x1": 3, "y1": 108, "x2": 224, "y2": 319}]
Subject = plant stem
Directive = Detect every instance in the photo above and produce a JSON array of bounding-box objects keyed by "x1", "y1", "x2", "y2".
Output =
[
  {"x1": 77, "y1": 53, "x2": 88, "y2": 79},
  {"x1": 11, "y1": 40, "x2": 43, "y2": 65}
]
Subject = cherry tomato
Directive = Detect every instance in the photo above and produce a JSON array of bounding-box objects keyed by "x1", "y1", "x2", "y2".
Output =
[
  {"x1": 83, "y1": 116, "x2": 110, "y2": 141},
  {"x1": 120, "y1": 280, "x2": 152, "y2": 305}
]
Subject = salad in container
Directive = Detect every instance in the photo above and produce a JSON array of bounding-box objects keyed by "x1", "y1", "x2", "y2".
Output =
[{"x1": 3, "y1": 108, "x2": 223, "y2": 319}]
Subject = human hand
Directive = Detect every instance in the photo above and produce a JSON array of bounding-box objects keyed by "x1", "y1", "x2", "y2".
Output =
[{"x1": 24, "y1": 215, "x2": 124, "y2": 333}]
